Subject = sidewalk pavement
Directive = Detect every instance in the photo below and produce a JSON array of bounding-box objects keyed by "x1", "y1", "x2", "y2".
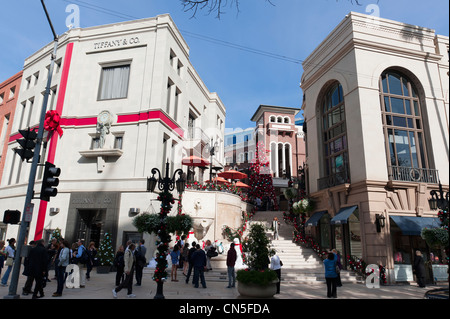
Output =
[{"x1": 1, "y1": 267, "x2": 444, "y2": 300}]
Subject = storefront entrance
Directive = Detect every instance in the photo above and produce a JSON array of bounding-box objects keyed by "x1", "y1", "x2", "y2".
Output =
[
  {"x1": 76, "y1": 209, "x2": 105, "y2": 247},
  {"x1": 390, "y1": 216, "x2": 445, "y2": 283},
  {"x1": 314, "y1": 206, "x2": 362, "y2": 269},
  {"x1": 66, "y1": 192, "x2": 121, "y2": 249}
]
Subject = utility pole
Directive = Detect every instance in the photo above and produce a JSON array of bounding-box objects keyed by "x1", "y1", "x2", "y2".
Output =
[{"x1": 4, "y1": 0, "x2": 58, "y2": 299}]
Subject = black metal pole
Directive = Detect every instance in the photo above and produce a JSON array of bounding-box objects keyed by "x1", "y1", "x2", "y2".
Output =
[
  {"x1": 154, "y1": 162, "x2": 170, "y2": 299},
  {"x1": 40, "y1": 0, "x2": 58, "y2": 41}
]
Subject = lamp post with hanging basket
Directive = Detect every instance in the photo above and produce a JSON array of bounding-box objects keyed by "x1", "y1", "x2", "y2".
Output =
[{"x1": 147, "y1": 161, "x2": 185, "y2": 299}]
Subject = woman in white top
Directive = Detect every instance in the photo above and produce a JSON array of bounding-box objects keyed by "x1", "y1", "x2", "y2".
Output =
[{"x1": 1, "y1": 238, "x2": 16, "y2": 286}]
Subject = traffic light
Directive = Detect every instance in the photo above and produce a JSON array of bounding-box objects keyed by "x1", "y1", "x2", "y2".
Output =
[
  {"x1": 40, "y1": 161, "x2": 61, "y2": 202},
  {"x1": 13, "y1": 128, "x2": 37, "y2": 161},
  {"x1": 3, "y1": 210, "x2": 20, "y2": 224}
]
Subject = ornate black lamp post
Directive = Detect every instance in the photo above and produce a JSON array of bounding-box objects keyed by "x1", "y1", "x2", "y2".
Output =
[
  {"x1": 147, "y1": 161, "x2": 185, "y2": 299},
  {"x1": 429, "y1": 181, "x2": 449, "y2": 211}
]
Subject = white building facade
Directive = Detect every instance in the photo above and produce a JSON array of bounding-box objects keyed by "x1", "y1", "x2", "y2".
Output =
[
  {"x1": 0, "y1": 14, "x2": 226, "y2": 257},
  {"x1": 301, "y1": 12, "x2": 449, "y2": 283}
]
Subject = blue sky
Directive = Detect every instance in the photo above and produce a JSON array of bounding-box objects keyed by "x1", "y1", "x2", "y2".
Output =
[{"x1": 0, "y1": 0, "x2": 448, "y2": 131}]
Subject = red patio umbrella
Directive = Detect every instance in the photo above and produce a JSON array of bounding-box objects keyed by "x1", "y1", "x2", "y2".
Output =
[
  {"x1": 218, "y1": 169, "x2": 247, "y2": 180},
  {"x1": 182, "y1": 156, "x2": 209, "y2": 167},
  {"x1": 235, "y1": 181, "x2": 251, "y2": 188},
  {"x1": 206, "y1": 177, "x2": 230, "y2": 184}
]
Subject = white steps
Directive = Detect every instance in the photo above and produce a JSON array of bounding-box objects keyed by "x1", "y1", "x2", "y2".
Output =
[
  {"x1": 248, "y1": 210, "x2": 360, "y2": 284},
  {"x1": 144, "y1": 210, "x2": 360, "y2": 285}
]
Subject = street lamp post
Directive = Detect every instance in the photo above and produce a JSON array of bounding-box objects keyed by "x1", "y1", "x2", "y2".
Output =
[
  {"x1": 147, "y1": 161, "x2": 185, "y2": 299},
  {"x1": 429, "y1": 181, "x2": 449, "y2": 211}
]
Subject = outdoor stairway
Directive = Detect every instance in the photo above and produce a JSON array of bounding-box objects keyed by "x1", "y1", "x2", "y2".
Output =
[
  {"x1": 144, "y1": 211, "x2": 360, "y2": 285},
  {"x1": 248, "y1": 210, "x2": 360, "y2": 284}
]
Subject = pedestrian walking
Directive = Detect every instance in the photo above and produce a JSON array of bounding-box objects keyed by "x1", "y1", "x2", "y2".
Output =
[
  {"x1": 1, "y1": 238, "x2": 16, "y2": 287},
  {"x1": 270, "y1": 252, "x2": 282, "y2": 294},
  {"x1": 74, "y1": 239, "x2": 88, "y2": 288},
  {"x1": 181, "y1": 242, "x2": 190, "y2": 276},
  {"x1": 226, "y1": 243, "x2": 237, "y2": 288},
  {"x1": 113, "y1": 245, "x2": 125, "y2": 286},
  {"x1": 272, "y1": 217, "x2": 280, "y2": 240},
  {"x1": 28, "y1": 239, "x2": 48, "y2": 299},
  {"x1": 323, "y1": 252, "x2": 338, "y2": 298},
  {"x1": 170, "y1": 245, "x2": 180, "y2": 281},
  {"x1": 204, "y1": 240, "x2": 213, "y2": 271},
  {"x1": 45, "y1": 238, "x2": 58, "y2": 283},
  {"x1": 191, "y1": 244, "x2": 207, "y2": 288},
  {"x1": 332, "y1": 249, "x2": 343, "y2": 287},
  {"x1": 112, "y1": 243, "x2": 136, "y2": 298},
  {"x1": 135, "y1": 239, "x2": 147, "y2": 286},
  {"x1": 0, "y1": 240, "x2": 6, "y2": 278},
  {"x1": 53, "y1": 239, "x2": 70, "y2": 297},
  {"x1": 185, "y1": 241, "x2": 197, "y2": 284},
  {"x1": 85, "y1": 241, "x2": 97, "y2": 281},
  {"x1": 413, "y1": 250, "x2": 426, "y2": 288},
  {"x1": 22, "y1": 241, "x2": 37, "y2": 295}
]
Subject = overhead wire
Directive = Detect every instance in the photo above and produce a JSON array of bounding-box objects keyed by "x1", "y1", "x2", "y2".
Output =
[
  {"x1": 55, "y1": 0, "x2": 442, "y2": 92},
  {"x1": 58, "y1": 0, "x2": 304, "y2": 65}
]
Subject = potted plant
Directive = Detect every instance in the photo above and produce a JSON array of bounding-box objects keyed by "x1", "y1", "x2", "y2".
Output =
[{"x1": 236, "y1": 223, "x2": 278, "y2": 298}]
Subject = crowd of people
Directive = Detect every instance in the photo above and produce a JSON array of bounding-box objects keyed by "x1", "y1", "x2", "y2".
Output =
[{"x1": 0, "y1": 237, "x2": 101, "y2": 298}]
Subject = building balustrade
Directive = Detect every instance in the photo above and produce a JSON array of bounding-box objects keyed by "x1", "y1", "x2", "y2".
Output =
[{"x1": 388, "y1": 166, "x2": 439, "y2": 184}]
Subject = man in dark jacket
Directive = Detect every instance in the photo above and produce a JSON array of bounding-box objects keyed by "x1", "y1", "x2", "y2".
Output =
[
  {"x1": 185, "y1": 241, "x2": 197, "y2": 284},
  {"x1": 191, "y1": 244, "x2": 207, "y2": 288},
  {"x1": 413, "y1": 250, "x2": 426, "y2": 288},
  {"x1": 22, "y1": 241, "x2": 36, "y2": 295},
  {"x1": 226, "y1": 243, "x2": 237, "y2": 288},
  {"x1": 28, "y1": 239, "x2": 48, "y2": 299}
]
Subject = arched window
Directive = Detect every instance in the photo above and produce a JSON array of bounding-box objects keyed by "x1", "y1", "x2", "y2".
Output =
[
  {"x1": 380, "y1": 70, "x2": 432, "y2": 182},
  {"x1": 320, "y1": 82, "x2": 349, "y2": 189}
]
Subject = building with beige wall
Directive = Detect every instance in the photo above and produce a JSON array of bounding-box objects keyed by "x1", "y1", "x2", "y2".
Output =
[{"x1": 301, "y1": 12, "x2": 449, "y2": 283}]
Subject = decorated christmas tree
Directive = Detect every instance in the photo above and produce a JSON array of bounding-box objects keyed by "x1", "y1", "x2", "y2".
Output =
[
  {"x1": 248, "y1": 141, "x2": 278, "y2": 210},
  {"x1": 97, "y1": 232, "x2": 115, "y2": 266},
  {"x1": 51, "y1": 228, "x2": 62, "y2": 241}
]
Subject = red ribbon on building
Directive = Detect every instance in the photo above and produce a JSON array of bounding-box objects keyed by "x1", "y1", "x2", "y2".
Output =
[{"x1": 44, "y1": 110, "x2": 64, "y2": 137}]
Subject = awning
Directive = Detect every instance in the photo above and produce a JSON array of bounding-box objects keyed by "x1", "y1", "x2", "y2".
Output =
[
  {"x1": 305, "y1": 211, "x2": 327, "y2": 227},
  {"x1": 390, "y1": 215, "x2": 441, "y2": 236},
  {"x1": 330, "y1": 205, "x2": 358, "y2": 225}
]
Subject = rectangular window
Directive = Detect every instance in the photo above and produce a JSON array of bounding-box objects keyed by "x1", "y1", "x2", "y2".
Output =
[
  {"x1": 114, "y1": 136, "x2": 123, "y2": 149},
  {"x1": 9, "y1": 87, "x2": 15, "y2": 99},
  {"x1": 91, "y1": 137, "x2": 100, "y2": 150},
  {"x1": 98, "y1": 65, "x2": 130, "y2": 100}
]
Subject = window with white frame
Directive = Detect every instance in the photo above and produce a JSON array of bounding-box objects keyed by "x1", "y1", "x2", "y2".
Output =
[
  {"x1": 98, "y1": 64, "x2": 130, "y2": 100},
  {"x1": 321, "y1": 82, "x2": 349, "y2": 185},
  {"x1": 379, "y1": 69, "x2": 432, "y2": 182}
]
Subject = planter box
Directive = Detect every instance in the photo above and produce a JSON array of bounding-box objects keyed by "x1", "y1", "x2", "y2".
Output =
[{"x1": 237, "y1": 281, "x2": 277, "y2": 298}]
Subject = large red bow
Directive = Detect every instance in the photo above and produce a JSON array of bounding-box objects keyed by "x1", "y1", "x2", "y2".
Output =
[{"x1": 44, "y1": 110, "x2": 63, "y2": 137}]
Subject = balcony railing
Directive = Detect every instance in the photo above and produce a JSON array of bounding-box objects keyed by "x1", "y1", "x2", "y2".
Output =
[
  {"x1": 318, "y1": 169, "x2": 350, "y2": 190},
  {"x1": 388, "y1": 166, "x2": 439, "y2": 184},
  {"x1": 187, "y1": 127, "x2": 209, "y2": 144}
]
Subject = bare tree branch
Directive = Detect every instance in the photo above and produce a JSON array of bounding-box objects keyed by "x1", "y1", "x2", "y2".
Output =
[
  {"x1": 181, "y1": 0, "x2": 274, "y2": 19},
  {"x1": 181, "y1": 0, "x2": 378, "y2": 18}
]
